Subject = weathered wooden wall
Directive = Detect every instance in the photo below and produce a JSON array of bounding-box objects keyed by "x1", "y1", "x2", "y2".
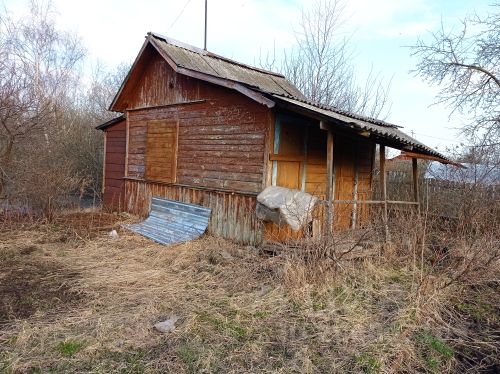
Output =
[
  {"x1": 124, "y1": 51, "x2": 270, "y2": 194},
  {"x1": 333, "y1": 135, "x2": 375, "y2": 230},
  {"x1": 265, "y1": 119, "x2": 375, "y2": 239},
  {"x1": 124, "y1": 179, "x2": 262, "y2": 244},
  {"x1": 103, "y1": 119, "x2": 126, "y2": 210}
]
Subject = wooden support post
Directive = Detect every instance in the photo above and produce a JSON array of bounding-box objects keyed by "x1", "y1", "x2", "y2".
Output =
[
  {"x1": 379, "y1": 145, "x2": 390, "y2": 242},
  {"x1": 351, "y1": 140, "x2": 359, "y2": 229},
  {"x1": 125, "y1": 112, "x2": 129, "y2": 178},
  {"x1": 326, "y1": 129, "x2": 334, "y2": 235},
  {"x1": 412, "y1": 157, "x2": 420, "y2": 214}
]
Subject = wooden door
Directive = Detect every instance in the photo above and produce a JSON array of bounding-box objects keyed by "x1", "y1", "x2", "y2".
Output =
[{"x1": 145, "y1": 120, "x2": 178, "y2": 183}]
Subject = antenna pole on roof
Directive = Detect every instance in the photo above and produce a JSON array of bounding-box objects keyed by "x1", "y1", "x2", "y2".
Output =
[{"x1": 204, "y1": 0, "x2": 207, "y2": 50}]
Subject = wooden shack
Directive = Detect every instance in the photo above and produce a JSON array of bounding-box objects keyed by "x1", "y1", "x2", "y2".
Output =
[{"x1": 98, "y1": 32, "x2": 452, "y2": 244}]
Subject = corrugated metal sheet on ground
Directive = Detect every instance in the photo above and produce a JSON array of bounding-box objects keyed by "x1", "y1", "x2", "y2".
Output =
[{"x1": 122, "y1": 196, "x2": 211, "y2": 245}]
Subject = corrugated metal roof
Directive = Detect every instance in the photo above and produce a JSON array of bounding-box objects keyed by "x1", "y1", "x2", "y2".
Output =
[
  {"x1": 123, "y1": 197, "x2": 211, "y2": 245},
  {"x1": 272, "y1": 94, "x2": 449, "y2": 160},
  {"x1": 149, "y1": 33, "x2": 305, "y2": 99}
]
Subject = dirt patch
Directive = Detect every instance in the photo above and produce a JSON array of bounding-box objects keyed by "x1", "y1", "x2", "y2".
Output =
[{"x1": 0, "y1": 247, "x2": 82, "y2": 323}]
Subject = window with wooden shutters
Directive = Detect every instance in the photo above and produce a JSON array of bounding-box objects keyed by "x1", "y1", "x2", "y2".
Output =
[{"x1": 145, "y1": 120, "x2": 178, "y2": 183}]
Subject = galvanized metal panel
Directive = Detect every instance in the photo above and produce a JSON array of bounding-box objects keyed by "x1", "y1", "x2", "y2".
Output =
[
  {"x1": 124, "y1": 180, "x2": 263, "y2": 245},
  {"x1": 123, "y1": 196, "x2": 211, "y2": 245}
]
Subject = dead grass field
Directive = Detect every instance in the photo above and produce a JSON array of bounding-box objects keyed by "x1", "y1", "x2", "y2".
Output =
[{"x1": 0, "y1": 212, "x2": 498, "y2": 373}]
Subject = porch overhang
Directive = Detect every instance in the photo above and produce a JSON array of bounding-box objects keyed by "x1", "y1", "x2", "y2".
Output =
[{"x1": 271, "y1": 94, "x2": 453, "y2": 165}]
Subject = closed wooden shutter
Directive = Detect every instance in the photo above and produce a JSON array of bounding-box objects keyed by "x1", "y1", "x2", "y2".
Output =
[{"x1": 145, "y1": 120, "x2": 178, "y2": 183}]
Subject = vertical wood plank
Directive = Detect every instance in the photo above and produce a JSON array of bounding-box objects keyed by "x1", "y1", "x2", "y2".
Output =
[
  {"x1": 263, "y1": 111, "x2": 274, "y2": 189},
  {"x1": 379, "y1": 144, "x2": 390, "y2": 242},
  {"x1": 351, "y1": 140, "x2": 359, "y2": 229},
  {"x1": 326, "y1": 127, "x2": 334, "y2": 234},
  {"x1": 102, "y1": 132, "x2": 107, "y2": 194},
  {"x1": 271, "y1": 117, "x2": 280, "y2": 186},
  {"x1": 412, "y1": 157, "x2": 420, "y2": 214},
  {"x1": 301, "y1": 126, "x2": 309, "y2": 192},
  {"x1": 125, "y1": 112, "x2": 129, "y2": 177}
]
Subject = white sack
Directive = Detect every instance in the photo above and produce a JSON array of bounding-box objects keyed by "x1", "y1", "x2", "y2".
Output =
[{"x1": 256, "y1": 186, "x2": 318, "y2": 231}]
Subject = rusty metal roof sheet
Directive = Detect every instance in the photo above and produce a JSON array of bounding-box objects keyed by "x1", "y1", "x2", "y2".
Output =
[
  {"x1": 123, "y1": 196, "x2": 211, "y2": 245},
  {"x1": 272, "y1": 94, "x2": 450, "y2": 160},
  {"x1": 149, "y1": 33, "x2": 305, "y2": 99}
]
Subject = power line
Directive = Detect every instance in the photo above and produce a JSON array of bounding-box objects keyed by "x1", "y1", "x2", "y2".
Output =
[{"x1": 168, "y1": 0, "x2": 193, "y2": 31}]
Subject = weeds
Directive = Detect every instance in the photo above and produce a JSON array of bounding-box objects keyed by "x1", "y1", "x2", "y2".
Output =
[
  {"x1": 56, "y1": 340, "x2": 85, "y2": 357},
  {"x1": 0, "y1": 202, "x2": 498, "y2": 372}
]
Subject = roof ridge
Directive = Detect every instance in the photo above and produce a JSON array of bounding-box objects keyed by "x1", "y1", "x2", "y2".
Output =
[{"x1": 148, "y1": 32, "x2": 286, "y2": 78}]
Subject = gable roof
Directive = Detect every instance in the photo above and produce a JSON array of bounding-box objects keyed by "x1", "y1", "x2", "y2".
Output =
[
  {"x1": 150, "y1": 33, "x2": 304, "y2": 99},
  {"x1": 108, "y1": 32, "x2": 451, "y2": 163},
  {"x1": 109, "y1": 32, "x2": 304, "y2": 112}
]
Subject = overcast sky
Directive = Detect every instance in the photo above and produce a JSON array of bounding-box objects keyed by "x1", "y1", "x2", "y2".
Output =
[{"x1": 2, "y1": 0, "x2": 492, "y2": 153}]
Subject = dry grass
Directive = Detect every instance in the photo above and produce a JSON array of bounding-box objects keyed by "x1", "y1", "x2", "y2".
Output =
[{"x1": 0, "y1": 211, "x2": 498, "y2": 373}]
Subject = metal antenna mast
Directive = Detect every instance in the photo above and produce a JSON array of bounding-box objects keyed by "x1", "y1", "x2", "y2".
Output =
[{"x1": 204, "y1": 0, "x2": 207, "y2": 50}]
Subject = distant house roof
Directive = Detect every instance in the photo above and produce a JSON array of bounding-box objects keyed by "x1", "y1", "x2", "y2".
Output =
[
  {"x1": 106, "y1": 32, "x2": 451, "y2": 163},
  {"x1": 425, "y1": 162, "x2": 500, "y2": 185}
]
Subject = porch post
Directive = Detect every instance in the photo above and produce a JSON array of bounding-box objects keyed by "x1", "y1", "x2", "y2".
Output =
[
  {"x1": 326, "y1": 129, "x2": 334, "y2": 235},
  {"x1": 351, "y1": 140, "x2": 359, "y2": 229},
  {"x1": 412, "y1": 157, "x2": 420, "y2": 214},
  {"x1": 379, "y1": 145, "x2": 390, "y2": 242}
]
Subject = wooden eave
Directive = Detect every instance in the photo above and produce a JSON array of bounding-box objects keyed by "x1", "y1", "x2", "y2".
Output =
[{"x1": 391, "y1": 151, "x2": 464, "y2": 168}]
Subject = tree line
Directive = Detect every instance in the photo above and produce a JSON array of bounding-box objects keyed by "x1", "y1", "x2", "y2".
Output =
[{"x1": 1, "y1": 0, "x2": 497, "y2": 219}]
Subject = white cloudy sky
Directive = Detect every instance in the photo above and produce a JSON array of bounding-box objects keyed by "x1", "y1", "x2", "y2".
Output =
[{"x1": 2, "y1": 0, "x2": 492, "y2": 153}]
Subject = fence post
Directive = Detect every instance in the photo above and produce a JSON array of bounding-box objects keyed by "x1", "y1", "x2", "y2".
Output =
[
  {"x1": 412, "y1": 157, "x2": 420, "y2": 214},
  {"x1": 379, "y1": 145, "x2": 390, "y2": 242},
  {"x1": 326, "y1": 128, "x2": 334, "y2": 235}
]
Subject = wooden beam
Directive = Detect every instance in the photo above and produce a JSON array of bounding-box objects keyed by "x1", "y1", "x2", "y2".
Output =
[
  {"x1": 125, "y1": 112, "x2": 130, "y2": 178},
  {"x1": 269, "y1": 154, "x2": 306, "y2": 162},
  {"x1": 332, "y1": 200, "x2": 419, "y2": 205},
  {"x1": 412, "y1": 157, "x2": 420, "y2": 214},
  {"x1": 102, "y1": 131, "x2": 107, "y2": 194},
  {"x1": 351, "y1": 140, "x2": 359, "y2": 229},
  {"x1": 396, "y1": 150, "x2": 464, "y2": 168},
  {"x1": 326, "y1": 128, "x2": 334, "y2": 234},
  {"x1": 379, "y1": 145, "x2": 390, "y2": 242}
]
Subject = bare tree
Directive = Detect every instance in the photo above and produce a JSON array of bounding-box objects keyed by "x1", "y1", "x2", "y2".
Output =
[
  {"x1": 0, "y1": 0, "x2": 86, "y2": 198},
  {"x1": 411, "y1": 4, "x2": 500, "y2": 148},
  {"x1": 261, "y1": 0, "x2": 391, "y2": 118}
]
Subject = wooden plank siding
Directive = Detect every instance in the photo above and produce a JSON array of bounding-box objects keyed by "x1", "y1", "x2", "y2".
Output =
[
  {"x1": 265, "y1": 119, "x2": 376, "y2": 238},
  {"x1": 124, "y1": 179, "x2": 262, "y2": 244},
  {"x1": 103, "y1": 119, "x2": 126, "y2": 210},
  {"x1": 124, "y1": 54, "x2": 270, "y2": 194}
]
